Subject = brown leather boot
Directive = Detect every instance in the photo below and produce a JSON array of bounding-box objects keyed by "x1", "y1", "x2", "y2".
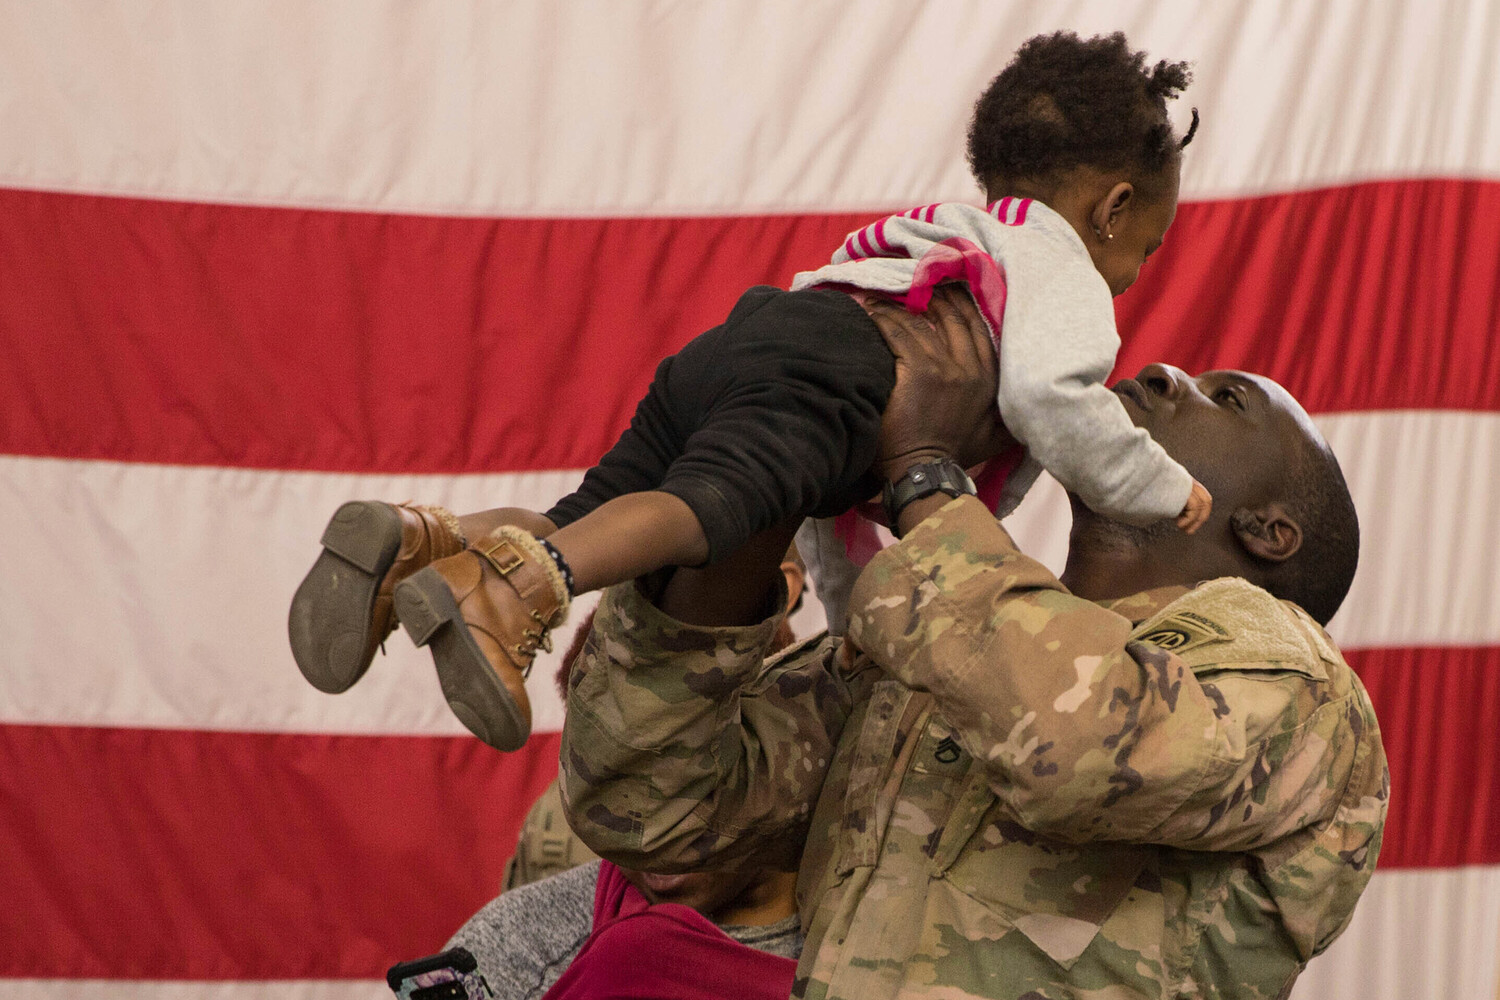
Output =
[
  {"x1": 393, "y1": 526, "x2": 571, "y2": 752},
  {"x1": 288, "y1": 501, "x2": 466, "y2": 694}
]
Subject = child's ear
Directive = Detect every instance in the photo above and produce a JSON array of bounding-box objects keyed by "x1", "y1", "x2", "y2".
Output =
[{"x1": 1089, "y1": 182, "x2": 1135, "y2": 240}]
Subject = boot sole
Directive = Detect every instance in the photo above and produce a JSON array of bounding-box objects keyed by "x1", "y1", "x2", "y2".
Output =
[
  {"x1": 394, "y1": 566, "x2": 530, "y2": 752},
  {"x1": 287, "y1": 501, "x2": 404, "y2": 693}
]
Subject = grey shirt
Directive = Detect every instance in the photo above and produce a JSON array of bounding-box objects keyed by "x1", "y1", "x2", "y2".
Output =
[
  {"x1": 792, "y1": 199, "x2": 1194, "y2": 525},
  {"x1": 446, "y1": 860, "x2": 804, "y2": 1000}
]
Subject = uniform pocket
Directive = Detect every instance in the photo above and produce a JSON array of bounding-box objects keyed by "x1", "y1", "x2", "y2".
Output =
[{"x1": 935, "y1": 783, "x2": 1147, "y2": 969}]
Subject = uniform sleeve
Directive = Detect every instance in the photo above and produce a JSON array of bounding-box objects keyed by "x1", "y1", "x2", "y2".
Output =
[
  {"x1": 845, "y1": 495, "x2": 1379, "y2": 852},
  {"x1": 994, "y1": 226, "x2": 1193, "y2": 525},
  {"x1": 559, "y1": 580, "x2": 856, "y2": 873}
]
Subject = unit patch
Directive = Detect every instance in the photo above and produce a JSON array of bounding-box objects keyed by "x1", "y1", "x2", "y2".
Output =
[{"x1": 1138, "y1": 609, "x2": 1232, "y2": 655}]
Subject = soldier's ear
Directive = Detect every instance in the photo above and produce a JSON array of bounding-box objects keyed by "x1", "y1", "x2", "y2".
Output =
[{"x1": 1229, "y1": 504, "x2": 1302, "y2": 563}]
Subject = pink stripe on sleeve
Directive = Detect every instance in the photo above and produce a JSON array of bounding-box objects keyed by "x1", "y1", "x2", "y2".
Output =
[
  {"x1": 872, "y1": 216, "x2": 892, "y2": 253},
  {"x1": 1013, "y1": 198, "x2": 1030, "y2": 226}
]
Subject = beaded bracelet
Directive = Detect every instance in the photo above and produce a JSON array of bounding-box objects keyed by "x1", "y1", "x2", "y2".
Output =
[{"x1": 539, "y1": 538, "x2": 577, "y2": 596}]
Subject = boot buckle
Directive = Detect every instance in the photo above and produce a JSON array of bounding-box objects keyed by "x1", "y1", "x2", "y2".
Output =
[{"x1": 476, "y1": 537, "x2": 525, "y2": 576}]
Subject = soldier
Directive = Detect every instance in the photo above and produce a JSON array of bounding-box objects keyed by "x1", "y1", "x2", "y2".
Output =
[{"x1": 558, "y1": 288, "x2": 1387, "y2": 999}]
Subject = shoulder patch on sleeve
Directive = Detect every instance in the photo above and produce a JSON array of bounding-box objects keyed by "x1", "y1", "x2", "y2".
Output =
[
  {"x1": 1135, "y1": 608, "x2": 1233, "y2": 655},
  {"x1": 1130, "y1": 578, "x2": 1327, "y2": 679}
]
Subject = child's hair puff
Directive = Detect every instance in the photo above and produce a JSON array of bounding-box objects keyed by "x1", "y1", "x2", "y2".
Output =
[{"x1": 967, "y1": 31, "x2": 1197, "y2": 196}]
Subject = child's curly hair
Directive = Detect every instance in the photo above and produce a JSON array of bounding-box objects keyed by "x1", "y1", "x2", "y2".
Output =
[{"x1": 967, "y1": 31, "x2": 1197, "y2": 196}]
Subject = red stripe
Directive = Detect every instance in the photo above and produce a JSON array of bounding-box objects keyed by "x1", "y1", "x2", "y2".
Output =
[
  {"x1": 1347, "y1": 645, "x2": 1500, "y2": 870},
  {"x1": 1114, "y1": 178, "x2": 1500, "y2": 411},
  {"x1": 855, "y1": 225, "x2": 876, "y2": 258},
  {"x1": 1012, "y1": 197, "x2": 1030, "y2": 226},
  {"x1": 2, "y1": 179, "x2": 1498, "y2": 474},
  {"x1": 0, "y1": 646, "x2": 1492, "y2": 978},
  {"x1": 0, "y1": 724, "x2": 561, "y2": 979},
  {"x1": 924, "y1": 203, "x2": 937, "y2": 223},
  {"x1": 871, "y1": 216, "x2": 891, "y2": 254},
  {"x1": 993, "y1": 196, "x2": 1011, "y2": 222}
]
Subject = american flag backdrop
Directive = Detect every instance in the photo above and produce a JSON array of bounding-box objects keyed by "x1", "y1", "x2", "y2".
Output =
[{"x1": 2, "y1": 2, "x2": 1498, "y2": 997}]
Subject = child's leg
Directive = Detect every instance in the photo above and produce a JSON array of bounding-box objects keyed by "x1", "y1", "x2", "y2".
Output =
[
  {"x1": 544, "y1": 491, "x2": 708, "y2": 593},
  {"x1": 289, "y1": 503, "x2": 557, "y2": 694},
  {"x1": 382, "y1": 356, "x2": 696, "y2": 752},
  {"x1": 288, "y1": 501, "x2": 469, "y2": 693},
  {"x1": 393, "y1": 287, "x2": 893, "y2": 753},
  {"x1": 290, "y1": 352, "x2": 687, "y2": 754},
  {"x1": 457, "y1": 506, "x2": 558, "y2": 543},
  {"x1": 386, "y1": 492, "x2": 706, "y2": 754}
]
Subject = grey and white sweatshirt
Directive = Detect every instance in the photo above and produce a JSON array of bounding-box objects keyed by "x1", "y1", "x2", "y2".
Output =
[{"x1": 791, "y1": 198, "x2": 1193, "y2": 526}]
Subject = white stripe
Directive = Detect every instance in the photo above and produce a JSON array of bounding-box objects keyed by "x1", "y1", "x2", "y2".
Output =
[
  {"x1": 0, "y1": 982, "x2": 388, "y2": 1000},
  {"x1": 1000, "y1": 409, "x2": 1500, "y2": 650},
  {"x1": 1, "y1": 409, "x2": 1495, "y2": 732},
  {"x1": 0, "y1": 458, "x2": 589, "y2": 735},
  {"x1": 1290, "y1": 865, "x2": 1500, "y2": 1000},
  {"x1": 1314, "y1": 410, "x2": 1500, "y2": 649},
  {"x1": 4, "y1": 0, "x2": 1500, "y2": 216}
]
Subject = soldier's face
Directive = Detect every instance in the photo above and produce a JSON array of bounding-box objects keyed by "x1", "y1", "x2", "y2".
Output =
[
  {"x1": 1111, "y1": 364, "x2": 1313, "y2": 522},
  {"x1": 619, "y1": 865, "x2": 765, "y2": 917}
]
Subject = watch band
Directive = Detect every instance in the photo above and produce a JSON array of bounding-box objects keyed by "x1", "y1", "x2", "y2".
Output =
[{"x1": 882, "y1": 458, "x2": 977, "y2": 537}]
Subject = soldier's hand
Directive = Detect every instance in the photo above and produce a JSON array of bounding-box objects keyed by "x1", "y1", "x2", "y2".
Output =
[{"x1": 862, "y1": 285, "x2": 1014, "y2": 481}]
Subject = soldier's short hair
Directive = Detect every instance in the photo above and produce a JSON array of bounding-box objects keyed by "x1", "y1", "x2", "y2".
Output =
[{"x1": 1272, "y1": 440, "x2": 1360, "y2": 626}]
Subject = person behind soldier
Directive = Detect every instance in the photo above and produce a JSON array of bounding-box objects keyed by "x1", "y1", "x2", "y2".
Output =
[{"x1": 430, "y1": 550, "x2": 809, "y2": 999}]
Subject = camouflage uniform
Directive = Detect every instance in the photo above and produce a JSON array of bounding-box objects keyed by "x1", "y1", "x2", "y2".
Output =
[
  {"x1": 502, "y1": 778, "x2": 598, "y2": 891},
  {"x1": 561, "y1": 497, "x2": 1388, "y2": 999}
]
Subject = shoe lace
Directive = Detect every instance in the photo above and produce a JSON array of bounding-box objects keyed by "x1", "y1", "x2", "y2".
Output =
[{"x1": 514, "y1": 609, "x2": 554, "y2": 676}]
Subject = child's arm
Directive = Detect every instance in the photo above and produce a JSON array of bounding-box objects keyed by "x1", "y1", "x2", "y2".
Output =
[{"x1": 992, "y1": 220, "x2": 1201, "y2": 529}]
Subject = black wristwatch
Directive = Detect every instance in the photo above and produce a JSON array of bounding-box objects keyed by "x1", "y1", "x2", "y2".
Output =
[{"x1": 881, "y1": 458, "x2": 977, "y2": 537}]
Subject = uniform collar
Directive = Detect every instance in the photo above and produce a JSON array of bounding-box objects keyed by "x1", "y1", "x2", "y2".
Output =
[{"x1": 1098, "y1": 584, "x2": 1194, "y2": 626}]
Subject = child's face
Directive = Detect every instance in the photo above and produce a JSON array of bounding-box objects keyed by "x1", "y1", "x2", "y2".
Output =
[{"x1": 1092, "y1": 159, "x2": 1181, "y2": 297}]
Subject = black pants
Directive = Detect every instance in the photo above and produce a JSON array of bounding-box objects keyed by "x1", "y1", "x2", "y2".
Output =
[{"x1": 545, "y1": 286, "x2": 896, "y2": 563}]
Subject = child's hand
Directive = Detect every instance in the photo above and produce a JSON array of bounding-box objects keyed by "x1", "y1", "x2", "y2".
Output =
[{"x1": 1176, "y1": 479, "x2": 1213, "y2": 534}]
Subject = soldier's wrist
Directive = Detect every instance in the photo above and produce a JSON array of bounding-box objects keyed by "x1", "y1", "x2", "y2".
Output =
[{"x1": 882, "y1": 456, "x2": 977, "y2": 539}]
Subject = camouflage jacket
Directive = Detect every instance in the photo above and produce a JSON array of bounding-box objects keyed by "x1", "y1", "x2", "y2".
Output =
[
  {"x1": 560, "y1": 497, "x2": 1388, "y2": 999},
  {"x1": 502, "y1": 778, "x2": 598, "y2": 891}
]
